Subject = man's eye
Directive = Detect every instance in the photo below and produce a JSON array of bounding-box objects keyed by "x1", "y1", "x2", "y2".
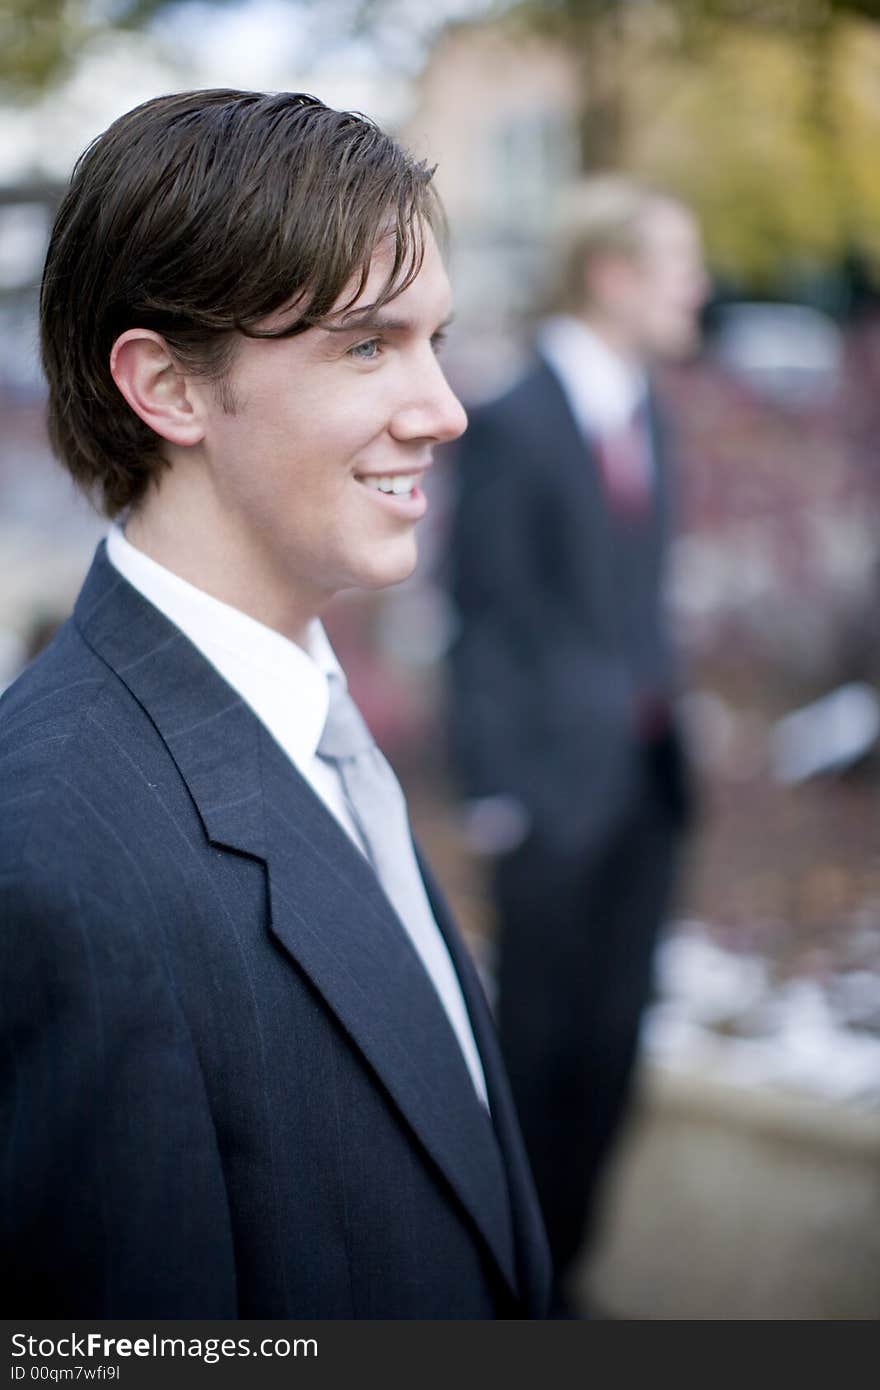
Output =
[{"x1": 348, "y1": 338, "x2": 382, "y2": 361}]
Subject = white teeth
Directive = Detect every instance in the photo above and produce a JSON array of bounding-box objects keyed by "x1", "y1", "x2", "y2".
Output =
[{"x1": 361, "y1": 474, "x2": 417, "y2": 495}]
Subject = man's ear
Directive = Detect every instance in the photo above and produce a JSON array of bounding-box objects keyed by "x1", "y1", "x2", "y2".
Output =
[{"x1": 110, "y1": 329, "x2": 206, "y2": 447}]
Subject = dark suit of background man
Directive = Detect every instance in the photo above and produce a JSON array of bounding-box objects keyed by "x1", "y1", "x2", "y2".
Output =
[
  {"x1": 0, "y1": 90, "x2": 550, "y2": 1318},
  {"x1": 449, "y1": 177, "x2": 708, "y2": 1311}
]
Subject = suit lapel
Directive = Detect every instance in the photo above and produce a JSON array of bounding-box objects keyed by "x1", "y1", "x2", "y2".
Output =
[
  {"x1": 645, "y1": 382, "x2": 671, "y2": 549},
  {"x1": 75, "y1": 544, "x2": 518, "y2": 1301},
  {"x1": 532, "y1": 356, "x2": 620, "y2": 613},
  {"x1": 417, "y1": 852, "x2": 552, "y2": 1316},
  {"x1": 533, "y1": 354, "x2": 601, "y2": 496},
  {"x1": 259, "y1": 731, "x2": 516, "y2": 1291},
  {"x1": 536, "y1": 351, "x2": 662, "y2": 523}
]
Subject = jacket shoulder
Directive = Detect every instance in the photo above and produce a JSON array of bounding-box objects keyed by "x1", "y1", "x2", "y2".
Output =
[{"x1": 0, "y1": 618, "x2": 152, "y2": 875}]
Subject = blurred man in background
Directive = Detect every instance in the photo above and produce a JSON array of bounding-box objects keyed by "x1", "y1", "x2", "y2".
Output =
[{"x1": 449, "y1": 176, "x2": 708, "y2": 1313}]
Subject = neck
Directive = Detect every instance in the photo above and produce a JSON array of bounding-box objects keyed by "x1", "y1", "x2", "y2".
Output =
[
  {"x1": 125, "y1": 466, "x2": 322, "y2": 648},
  {"x1": 573, "y1": 309, "x2": 640, "y2": 368}
]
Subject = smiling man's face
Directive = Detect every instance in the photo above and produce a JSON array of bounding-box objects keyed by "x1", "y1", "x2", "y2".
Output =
[{"x1": 192, "y1": 224, "x2": 466, "y2": 624}]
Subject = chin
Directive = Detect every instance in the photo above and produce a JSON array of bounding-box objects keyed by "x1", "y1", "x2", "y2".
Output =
[
  {"x1": 653, "y1": 327, "x2": 700, "y2": 362},
  {"x1": 355, "y1": 540, "x2": 419, "y2": 593}
]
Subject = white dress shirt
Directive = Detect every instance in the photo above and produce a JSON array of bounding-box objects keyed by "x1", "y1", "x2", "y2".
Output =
[
  {"x1": 538, "y1": 313, "x2": 650, "y2": 445},
  {"x1": 106, "y1": 525, "x2": 489, "y2": 1108}
]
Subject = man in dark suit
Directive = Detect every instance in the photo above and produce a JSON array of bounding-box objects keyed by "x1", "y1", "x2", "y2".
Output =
[
  {"x1": 0, "y1": 90, "x2": 550, "y2": 1318},
  {"x1": 449, "y1": 178, "x2": 707, "y2": 1311}
]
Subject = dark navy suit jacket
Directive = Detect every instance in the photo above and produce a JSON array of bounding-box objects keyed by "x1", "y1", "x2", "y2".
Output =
[{"x1": 0, "y1": 544, "x2": 550, "y2": 1318}]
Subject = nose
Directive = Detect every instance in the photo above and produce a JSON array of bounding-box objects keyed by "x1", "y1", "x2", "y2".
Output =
[{"x1": 391, "y1": 347, "x2": 468, "y2": 445}]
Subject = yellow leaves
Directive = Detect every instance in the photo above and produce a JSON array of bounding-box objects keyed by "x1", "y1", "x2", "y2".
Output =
[{"x1": 621, "y1": 15, "x2": 880, "y2": 283}]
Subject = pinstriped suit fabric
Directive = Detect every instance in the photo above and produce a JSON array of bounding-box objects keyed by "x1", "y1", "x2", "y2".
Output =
[{"x1": 0, "y1": 548, "x2": 551, "y2": 1318}]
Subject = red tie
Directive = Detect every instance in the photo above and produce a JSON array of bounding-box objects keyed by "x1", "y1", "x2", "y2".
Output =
[{"x1": 594, "y1": 410, "x2": 652, "y2": 519}]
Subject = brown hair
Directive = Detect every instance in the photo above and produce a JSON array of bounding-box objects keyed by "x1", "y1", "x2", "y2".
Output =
[{"x1": 40, "y1": 89, "x2": 442, "y2": 516}]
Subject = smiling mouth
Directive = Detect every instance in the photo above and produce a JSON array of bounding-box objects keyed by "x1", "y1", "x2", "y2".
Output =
[{"x1": 355, "y1": 473, "x2": 421, "y2": 495}]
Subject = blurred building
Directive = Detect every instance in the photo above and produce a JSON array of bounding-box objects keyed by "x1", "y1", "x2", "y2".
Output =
[{"x1": 404, "y1": 22, "x2": 580, "y2": 402}]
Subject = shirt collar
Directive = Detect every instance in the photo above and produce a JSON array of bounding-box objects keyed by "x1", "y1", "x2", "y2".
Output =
[
  {"x1": 537, "y1": 313, "x2": 646, "y2": 437},
  {"x1": 106, "y1": 524, "x2": 341, "y2": 771}
]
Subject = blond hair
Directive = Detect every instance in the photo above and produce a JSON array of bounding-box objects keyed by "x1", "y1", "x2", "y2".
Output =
[{"x1": 551, "y1": 175, "x2": 677, "y2": 312}]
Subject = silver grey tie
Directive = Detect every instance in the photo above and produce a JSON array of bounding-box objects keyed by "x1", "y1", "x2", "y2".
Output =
[{"x1": 317, "y1": 673, "x2": 489, "y2": 1108}]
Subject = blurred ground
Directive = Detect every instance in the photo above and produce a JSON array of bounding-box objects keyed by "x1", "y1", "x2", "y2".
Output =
[
  {"x1": 579, "y1": 1064, "x2": 880, "y2": 1320},
  {"x1": 397, "y1": 755, "x2": 880, "y2": 1320}
]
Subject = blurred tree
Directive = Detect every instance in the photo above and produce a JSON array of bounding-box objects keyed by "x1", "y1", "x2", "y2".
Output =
[
  {"x1": 507, "y1": 0, "x2": 880, "y2": 289},
  {"x1": 3, "y1": 0, "x2": 877, "y2": 95},
  {"x1": 0, "y1": 0, "x2": 240, "y2": 90},
  {"x1": 3, "y1": 0, "x2": 880, "y2": 287},
  {"x1": 510, "y1": 0, "x2": 879, "y2": 164}
]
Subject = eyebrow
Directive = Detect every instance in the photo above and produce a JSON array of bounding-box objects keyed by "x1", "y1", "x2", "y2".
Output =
[{"x1": 324, "y1": 310, "x2": 455, "y2": 336}]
